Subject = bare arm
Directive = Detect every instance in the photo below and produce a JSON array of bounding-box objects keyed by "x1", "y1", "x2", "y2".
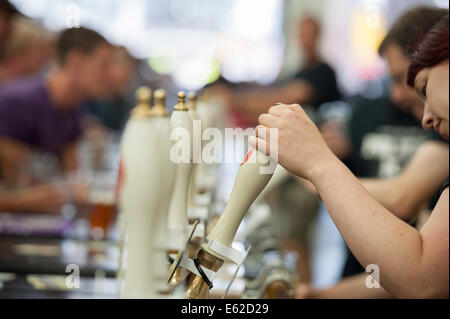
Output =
[
  {"x1": 60, "y1": 142, "x2": 79, "y2": 172},
  {"x1": 0, "y1": 136, "x2": 31, "y2": 182},
  {"x1": 360, "y1": 140, "x2": 449, "y2": 220},
  {"x1": 297, "y1": 273, "x2": 392, "y2": 299},
  {"x1": 253, "y1": 104, "x2": 449, "y2": 298},
  {"x1": 233, "y1": 80, "x2": 315, "y2": 123},
  {"x1": 294, "y1": 140, "x2": 448, "y2": 220},
  {"x1": 311, "y1": 160, "x2": 449, "y2": 298},
  {"x1": 0, "y1": 185, "x2": 66, "y2": 213}
]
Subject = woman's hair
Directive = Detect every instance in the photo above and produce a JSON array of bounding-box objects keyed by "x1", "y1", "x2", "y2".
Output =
[{"x1": 407, "y1": 15, "x2": 449, "y2": 87}]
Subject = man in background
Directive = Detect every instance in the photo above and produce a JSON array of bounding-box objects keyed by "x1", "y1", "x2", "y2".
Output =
[
  {"x1": 221, "y1": 16, "x2": 341, "y2": 127},
  {"x1": 0, "y1": 27, "x2": 113, "y2": 213},
  {"x1": 226, "y1": 16, "x2": 340, "y2": 282},
  {"x1": 84, "y1": 46, "x2": 137, "y2": 133}
]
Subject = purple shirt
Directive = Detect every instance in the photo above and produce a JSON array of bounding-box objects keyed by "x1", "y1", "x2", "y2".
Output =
[{"x1": 0, "y1": 76, "x2": 82, "y2": 156}]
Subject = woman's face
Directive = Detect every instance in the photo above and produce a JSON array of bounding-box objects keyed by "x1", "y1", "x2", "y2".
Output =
[{"x1": 414, "y1": 59, "x2": 449, "y2": 141}]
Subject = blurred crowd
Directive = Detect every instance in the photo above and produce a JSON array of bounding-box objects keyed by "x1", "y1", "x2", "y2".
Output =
[
  {"x1": 0, "y1": 1, "x2": 141, "y2": 215},
  {"x1": 0, "y1": 0, "x2": 448, "y2": 298}
]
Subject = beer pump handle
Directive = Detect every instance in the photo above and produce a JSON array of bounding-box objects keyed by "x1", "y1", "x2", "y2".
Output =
[
  {"x1": 152, "y1": 89, "x2": 169, "y2": 117},
  {"x1": 167, "y1": 91, "x2": 193, "y2": 244},
  {"x1": 206, "y1": 148, "x2": 274, "y2": 250},
  {"x1": 187, "y1": 92, "x2": 197, "y2": 110},
  {"x1": 187, "y1": 91, "x2": 202, "y2": 215},
  {"x1": 183, "y1": 148, "x2": 274, "y2": 299}
]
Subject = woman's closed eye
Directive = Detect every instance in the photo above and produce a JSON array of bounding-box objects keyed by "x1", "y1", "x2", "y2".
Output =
[{"x1": 421, "y1": 81, "x2": 428, "y2": 98}]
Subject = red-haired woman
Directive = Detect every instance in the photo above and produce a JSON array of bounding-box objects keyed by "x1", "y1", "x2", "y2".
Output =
[
  {"x1": 251, "y1": 15, "x2": 449, "y2": 298},
  {"x1": 407, "y1": 15, "x2": 449, "y2": 141}
]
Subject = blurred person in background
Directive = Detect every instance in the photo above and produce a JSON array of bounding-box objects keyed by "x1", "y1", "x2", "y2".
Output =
[
  {"x1": 80, "y1": 46, "x2": 138, "y2": 172},
  {"x1": 0, "y1": 17, "x2": 55, "y2": 84},
  {"x1": 83, "y1": 45, "x2": 137, "y2": 133},
  {"x1": 296, "y1": 6, "x2": 449, "y2": 298},
  {"x1": 0, "y1": 184, "x2": 67, "y2": 213},
  {"x1": 253, "y1": 13, "x2": 449, "y2": 299},
  {"x1": 212, "y1": 16, "x2": 340, "y2": 283},
  {"x1": 0, "y1": 27, "x2": 113, "y2": 213},
  {"x1": 291, "y1": 16, "x2": 341, "y2": 106},
  {"x1": 269, "y1": 16, "x2": 339, "y2": 283},
  {"x1": 216, "y1": 15, "x2": 341, "y2": 127},
  {"x1": 264, "y1": 16, "x2": 340, "y2": 283}
]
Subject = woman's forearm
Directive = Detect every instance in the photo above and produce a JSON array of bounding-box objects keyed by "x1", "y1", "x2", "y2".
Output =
[
  {"x1": 309, "y1": 158, "x2": 427, "y2": 297},
  {"x1": 316, "y1": 273, "x2": 392, "y2": 299}
]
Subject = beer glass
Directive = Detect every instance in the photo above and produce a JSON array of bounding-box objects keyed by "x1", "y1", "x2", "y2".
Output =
[{"x1": 87, "y1": 172, "x2": 117, "y2": 240}]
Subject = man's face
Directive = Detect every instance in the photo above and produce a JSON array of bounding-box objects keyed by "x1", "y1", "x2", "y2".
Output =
[
  {"x1": 297, "y1": 19, "x2": 319, "y2": 58},
  {"x1": 383, "y1": 43, "x2": 424, "y2": 121},
  {"x1": 76, "y1": 44, "x2": 114, "y2": 100},
  {"x1": 108, "y1": 59, "x2": 133, "y2": 95}
]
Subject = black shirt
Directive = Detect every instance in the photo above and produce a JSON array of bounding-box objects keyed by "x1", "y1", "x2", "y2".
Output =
[
  {"x1": 346, "y1": 97, "x2": 436, "y2": 178},
  {"x1": 84, "y1": 94, "x2": 133, "y2": 132},
  {"x1": 294, "y1": 62, "x2": 341, "y2": 107}
]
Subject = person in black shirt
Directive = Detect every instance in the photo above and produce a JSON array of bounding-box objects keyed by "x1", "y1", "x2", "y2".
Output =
[
  {"x1": 223, "y1": 16, "x2": 341, "y2": 124},
  {"x1": 293, "y1": 62, "x2": 340, "y2": 108},
  {"x1": 292, "y1": 16, "x2": 341, "y2": 107}
]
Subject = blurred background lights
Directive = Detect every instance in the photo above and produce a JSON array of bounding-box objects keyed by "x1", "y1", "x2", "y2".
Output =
[
  {"x1": 169, "y1": 0, "x2": 200, "y2": 24},
  {"x1": 9, "y1": 0, "x2": 448, "y2": 94},
  {"x1": 148, "y1": 54, "x2": 175, "y2": 75}
]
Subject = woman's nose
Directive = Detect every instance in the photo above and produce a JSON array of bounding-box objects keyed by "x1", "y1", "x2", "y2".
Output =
[{"x1": 421, "y1": 103, "x2": 434, "y2": 129}]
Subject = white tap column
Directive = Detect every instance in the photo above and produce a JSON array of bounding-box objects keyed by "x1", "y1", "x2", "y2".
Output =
[
  {"x1": 187, "y1": 92, "x2": 201, "y2": 210},
  {"x1": 194, "y1": 94, "x2": 210, "y2": 192},
  {"x1": 118, "y1": 87, "x2": 162, "y2": 298},
  {"x1": 167, "y1": 92, "x2": 193, "y2": 249},
  {"x1": 150, "y1": 89, "x2": 176, "y2": 292}
]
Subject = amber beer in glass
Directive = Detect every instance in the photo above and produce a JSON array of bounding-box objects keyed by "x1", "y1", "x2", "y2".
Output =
[{"x1": 89, "y1": 188, "x2": 116, "y2": 240}]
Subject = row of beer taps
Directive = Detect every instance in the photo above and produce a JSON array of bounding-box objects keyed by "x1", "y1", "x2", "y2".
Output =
[{"x1": 115, "y1": 86, "x2": 294, "y2": 299}]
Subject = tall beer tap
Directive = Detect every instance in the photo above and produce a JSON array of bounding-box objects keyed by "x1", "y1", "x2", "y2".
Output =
[
  {"x1": 116, "y1": 86, "x2": 152, "y2": 295},
  {"x1": 187, "y1": 92, "x2": 201, "y2": 211},
  {"x1": 167, "y1": 92, "x2": 194, "y2": 288},
  {"x1": 150, "y1": 89, "x2": 176, "y2": 294},
  {"x1": 118, "y1": 86, "x2": 163, "y2": 298},
  {"x1": 185, "y1": 148, "x2": 274, "y2": 298}
]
